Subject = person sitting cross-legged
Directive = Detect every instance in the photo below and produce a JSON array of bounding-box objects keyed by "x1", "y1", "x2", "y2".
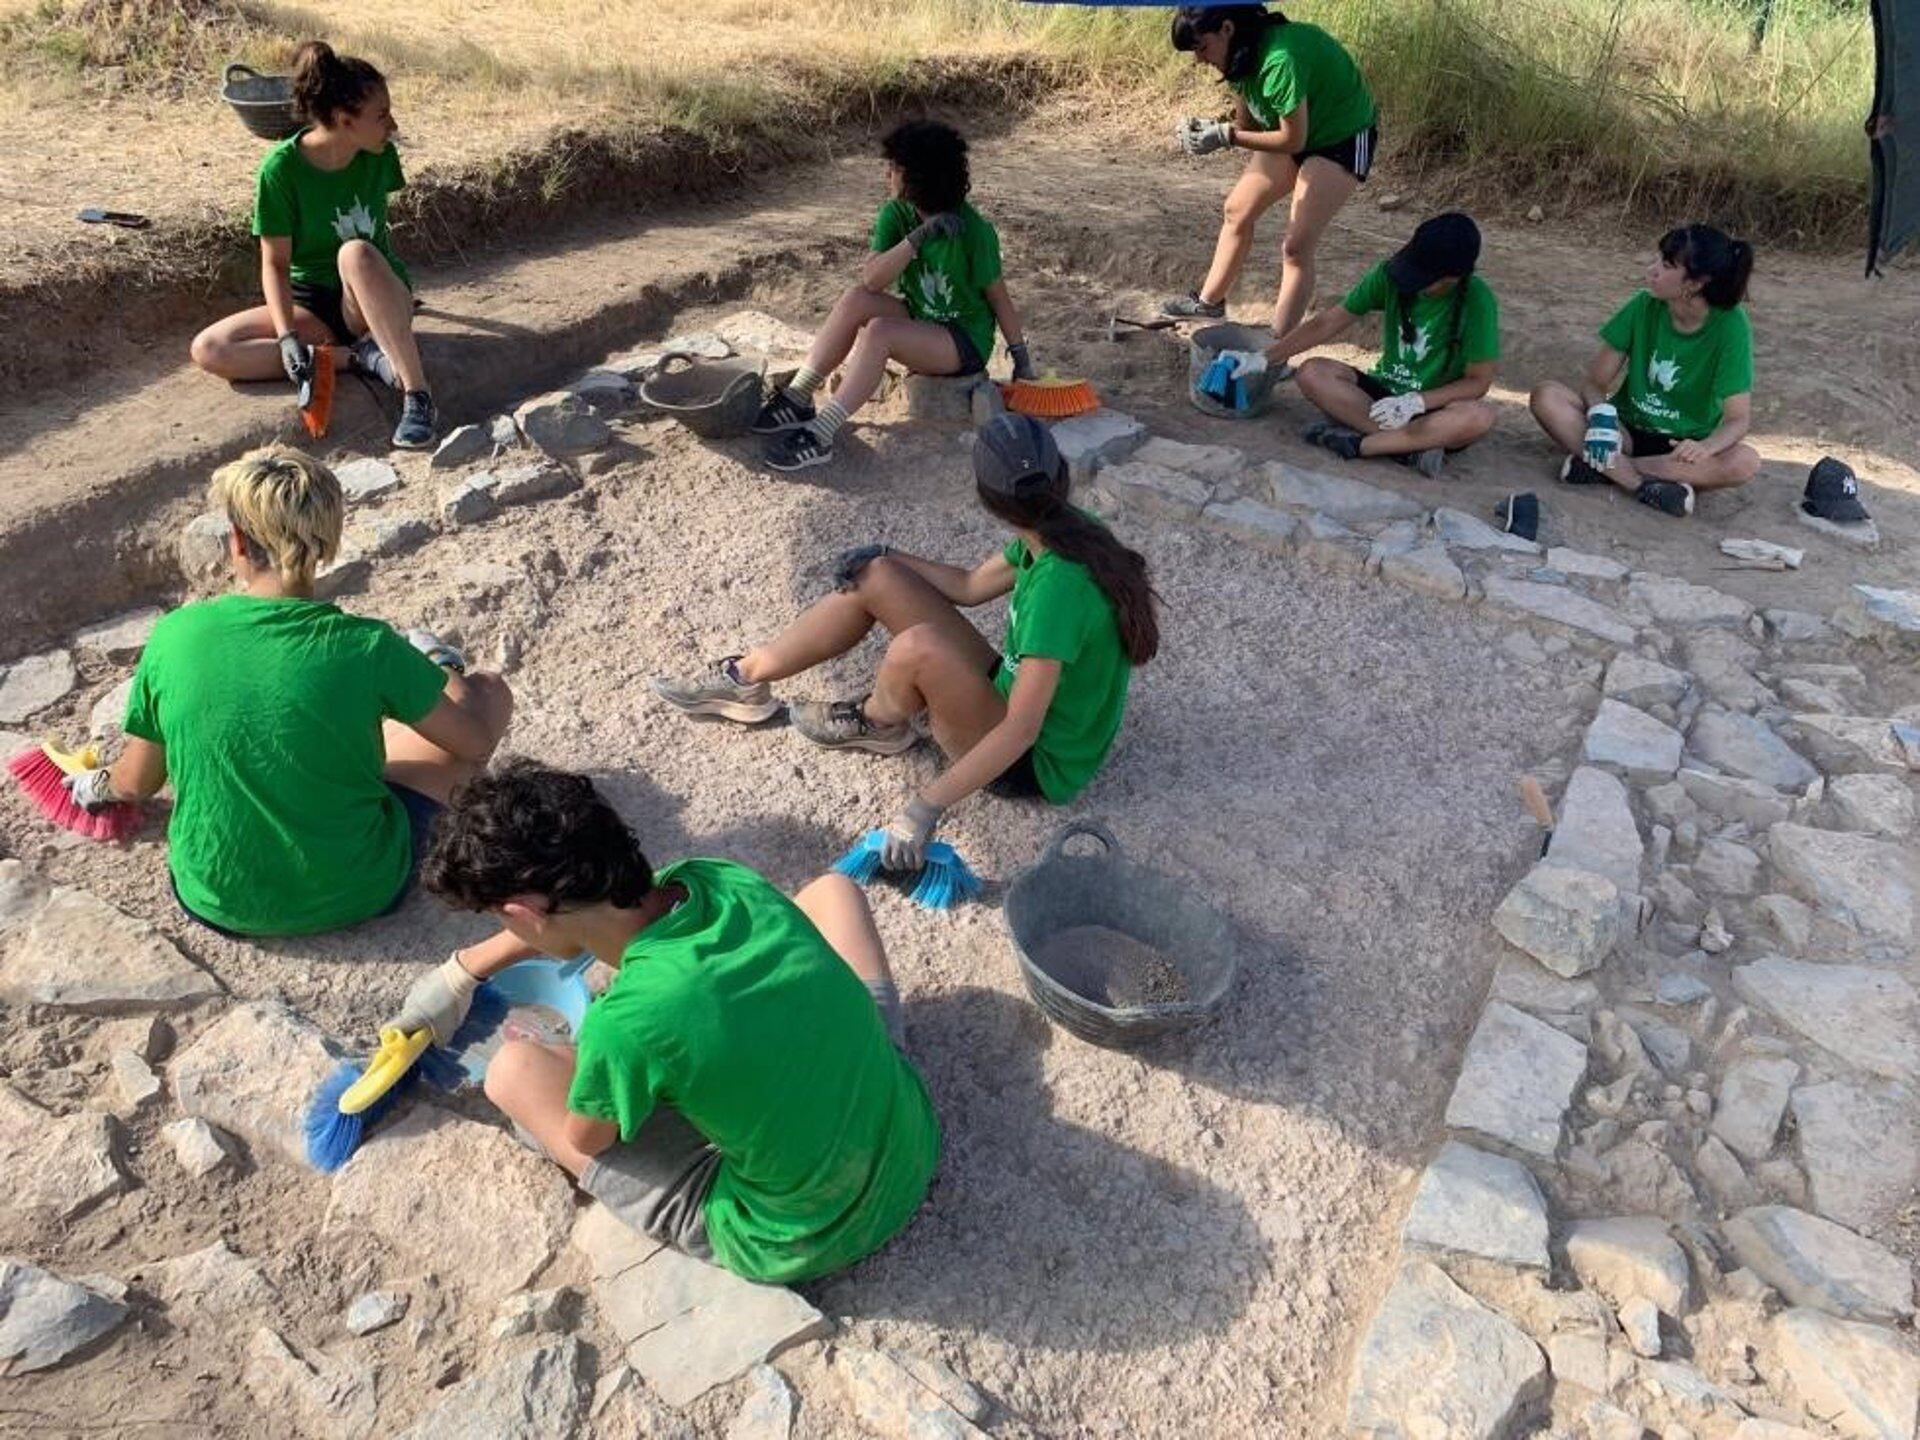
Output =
[{"x1": 394, "y1": 760, "x2": 941, "y2": 1281}]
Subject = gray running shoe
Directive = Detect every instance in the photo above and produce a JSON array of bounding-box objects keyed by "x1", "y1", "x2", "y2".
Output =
[
  {"x1": 1160, "y1": 291, "x2": 1226, "y2": 320},
  {"x1": 1302, "y1": 419, "x2": 1365, "y2": 461},
  {"x1": 790, "y1": 698, "x2": 916, "y2": 755},
  {"x1": 1410, "y1": 447, "x2": 1446, "y2": 480},
  {"x1": 352, "y1": 335, "x2": 400, "y2": 389},
  {"x1": 393, "y1": 391, "x2": 437, "y2": 450},
  {"x1": 649, "y1": 658, "x2": 779, "y2": 724}
]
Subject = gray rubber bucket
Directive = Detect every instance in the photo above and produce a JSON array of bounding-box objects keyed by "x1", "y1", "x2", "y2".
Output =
[
  {"x1": 1004, "y1": 820, "x2": 1239, "y2": 1049},
  {"x1": 638, "y1": 352, "x2": 766, "y2": 439},
  {"x1": 221, "y1": 63, "x2": 300, "y2": 141},
  {"x1": 1188, "y1": 322, "x2": 1278, "y2": 419}
]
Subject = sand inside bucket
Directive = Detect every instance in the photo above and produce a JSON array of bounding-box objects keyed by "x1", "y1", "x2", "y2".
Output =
[{"x1": 1038, "y1": 924, "x2": 1191, "y2": 1009}]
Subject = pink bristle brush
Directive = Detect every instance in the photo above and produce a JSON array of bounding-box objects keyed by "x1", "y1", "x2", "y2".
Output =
[{"x1": 7, "y1": 742, "x2": 143, "y2": 842}]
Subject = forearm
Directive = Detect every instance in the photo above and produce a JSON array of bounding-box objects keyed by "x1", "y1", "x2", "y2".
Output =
[
  {"x1": 1230, "y1": 124, "x2": 1302, "y2": 155},
  {"x1": 886, "y1": 551, "x2": 978, "y2": 603},
  {"x1": 262, "y1": 261, "x2": 299, "y2": 338},
  {"x1": 1268, "y1": 308, "x2": 1351, "y2": 363},
  {"x1": 987, "y1": 288, "x2": 1025, "y2": 347},
  {"x1": 859, "y1": 242, "x2": 914, "y2": 293},
  {"x1": 1699, "y1": 416, "x2": 1748, "y2": 455},
  {"x1": 107, "y1": 739, "x2": 166, "y2": 801},
  {"x1": 920, "y1": 719, "x2": 1041, "y2": 810},
  {"x1": 453, "y1": 928, "x2": 542, "y2": 980}
]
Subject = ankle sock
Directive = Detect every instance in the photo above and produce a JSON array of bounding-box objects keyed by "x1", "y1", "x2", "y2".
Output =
[
  {"x1": 789, "y1": 366, "x2": 825, "y2": 400},
  {"x1": 809, "y1": 400, "x2": 849, "y2": 444}
]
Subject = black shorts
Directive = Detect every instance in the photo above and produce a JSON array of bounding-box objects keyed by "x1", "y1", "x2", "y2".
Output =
[
  {"x1": 981, "y1": 652, "x2": 1045, "y2": 800},
  {"x1": 1300, "y1": 123, "x2": 1377, "y2": 183},
  {"x1": 1625, "y1": 425, "x2": 1679, "y2": 459},
  {"x1": 291, "y1": 280, "x2": 355, "y2": 345},
  {"x1": 942, "y1": 322, "x2": 987, "y2": 377}
]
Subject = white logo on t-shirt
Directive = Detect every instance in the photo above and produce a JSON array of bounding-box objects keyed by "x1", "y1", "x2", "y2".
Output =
[
  {"x1": 332, "y1": 198, "x2": 377, "y2": 243},
  {"x1": 1647, "y1": 355, "x2": 1681, "y2": 392},
  {"x1": 916, "y1": 269, "x2": 957, "y2": 317},
  {"x1": 1406, "y1": 324, "x2": 1433, "y2": 363}
]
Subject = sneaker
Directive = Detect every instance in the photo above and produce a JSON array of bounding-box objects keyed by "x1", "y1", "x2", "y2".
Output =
[
  {"x1": 765, "y1": 427, "x2": 832, "y2": 472},
  {"x1": 1558, "y1": 454, "x2": 1610, "y2": 486},
  {"x1": 751, "y1": 388, "x2": 816, "y2": 435},
  {"x1": 405, "y1": 628, "x2": 467, "y2": 674},
  {"x1": 1302, "y1": 419, "x2": 1365, "y2": 461},
  {"x1": 1401, "y1": 447, "x2": 1446, "y2": 480},
  {"x1": 351, "y1": 335, "x2": 400, "y2": 389},
  {"x1": 1160, "y1": 291, "x2": 1226, "y2": 320},
  {"x1": 392, "y1": 390, "x2": 437, "y2": 450},
  {"x1": 649, "y1": 657, "x2": 780, "y2": 724},
  {"x1": 1635, "y1": 478, "x2": 1695, "y2": 517},
  {"x1": 790, "y1": 698, "x2": 916, "y2": 755}
]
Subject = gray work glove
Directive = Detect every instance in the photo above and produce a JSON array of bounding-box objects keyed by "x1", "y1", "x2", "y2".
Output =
[
  {"x1": 62, "y1": 767, "x2": 118, "y2": 812},
  {"x1": 1007, "y1": 342, "x2": 1037, "y2": 383},
  {"x1": 1178, "y1": 117, "x2": 1234, "y2": 156},
  {"x1": 388, "y1": 953, "x2": 481, "y2": 1045},
  {"x1": 907, "y1": 212, "x2": 964, "y2": 250},
  {"x1": 278, "y1": 333, "x2": 313, "y2": 388},
  {"x1": 833, "y1": 544, "x2": 891, "y2": 591},
  {"x1": 881, "y1": 797, "x2": 944, "y2": 872}
]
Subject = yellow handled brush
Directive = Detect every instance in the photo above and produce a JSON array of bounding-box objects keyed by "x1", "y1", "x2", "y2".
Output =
[{"x1": 337, "y1": 1026, "x2": 434, "y2": 1115}]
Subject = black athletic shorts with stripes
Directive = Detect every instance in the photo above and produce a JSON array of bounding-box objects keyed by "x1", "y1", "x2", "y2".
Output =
[{"x1": 1300, "y1": 123, "x2": 1377, "y2": 183}]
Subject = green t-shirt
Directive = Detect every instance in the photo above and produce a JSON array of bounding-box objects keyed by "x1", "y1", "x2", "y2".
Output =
[
  {"x1": 870, "y1": 198, "x2": 1002, "y2": 365},
  {"x1": 123, "y1": 595, "x2": 447, "y2": 936},
  {"x1": 568, "y1": 859, "x2": 941, "y2": 1284},
  {"x1": 252, "y1": 130, "x2": 410, "y2": 291},
  {"x1": 991, "y1": 537, "x2": 1132, "y2": 804},
  {"x1": 1598, "y1": 290, "x2": 1754, "y2": 441},
  {"x1": 1342, "y1": 262, "x2": 1501, "y2": 396},
  {"x1": 1233, "y1": 21, "x2": 1377, "y2": 151}
]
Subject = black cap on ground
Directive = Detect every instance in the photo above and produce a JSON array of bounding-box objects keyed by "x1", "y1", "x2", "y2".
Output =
[
  {"x1": 1800, "y1": 456, "x2": 1870, "y2": 524},
  {"x1": 1386, "y1": 212, "x2": 1483, "y2": 293},
  {"x1": 974, "y1": 412, "x2": 1065, "y2": 497}
]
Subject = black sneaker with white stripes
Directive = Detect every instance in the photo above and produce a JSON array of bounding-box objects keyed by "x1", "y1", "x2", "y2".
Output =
[
  {"x1": 751, "y1": 388, "x2": 816, "y2": 435},
  {"x1": 765, "y1": 426, "x2": 832, "y2": 472},
  {"x1": 1558, "y1": 454, "x2": 1610, "y2": 486},
  {"x1": 1635, "y1": 478, "x2": 1695, "y2": 517}
]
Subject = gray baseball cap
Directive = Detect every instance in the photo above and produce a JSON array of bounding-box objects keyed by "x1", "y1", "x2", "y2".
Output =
[{"x1": 973, "y1": 413, "x2": 1064, "y2": 496}]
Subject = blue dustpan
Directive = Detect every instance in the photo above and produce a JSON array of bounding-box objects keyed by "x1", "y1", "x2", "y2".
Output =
[{"x1": 446, "y1": 955, "x2": 595, "y2": 1085}]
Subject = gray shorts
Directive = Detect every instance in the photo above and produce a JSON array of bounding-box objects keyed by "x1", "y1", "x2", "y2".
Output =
[{"x1": 579, "y1": 979, "x2": 906, "y2": 1258}]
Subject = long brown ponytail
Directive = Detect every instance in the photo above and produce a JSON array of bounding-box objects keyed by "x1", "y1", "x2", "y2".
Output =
[
  {"x1": 977, "y1": 482, "x2": 1160, "y2": 665},
  {"x1": 291, "y1": 40, "x2": 384, "y2": 127}
]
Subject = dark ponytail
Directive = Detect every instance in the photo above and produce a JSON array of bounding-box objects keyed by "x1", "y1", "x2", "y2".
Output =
[
  {"x1": 291, "y1": 40, "x2": 385, "y2": 128},
  {"x1": 1171, "y1": 6, "x2": 1283, "y2": 78},
  {"x1": 1659, "y1": 223, "x2": 1753, "y2": 309},
  {"x1": 977, "y1": 478, "x2": 1160, "y2": 666}
]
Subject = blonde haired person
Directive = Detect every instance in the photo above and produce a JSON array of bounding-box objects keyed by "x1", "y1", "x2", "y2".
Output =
[{"x1": 68, "y1": 446, "x2": 513, "y2": 936}]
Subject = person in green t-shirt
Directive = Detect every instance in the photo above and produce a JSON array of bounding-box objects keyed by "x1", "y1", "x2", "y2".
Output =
[
  {"x1": 1530, "y1": 222, "x2": 1762, "y2": 518},
  {"x1": 61, "y1": 446, "x2": 513, "y2": 936},
  {"x1": 189, "y1": 42, "x2": 440, "y2": 451},
  {"x1": 652, "y1": 414, "x2": 1156, "y2": 866},
  {"x1": 1165, "y1": 6, "x2": 1379, "y2": 338},
  {"x1": 391, "y1": 759, "x2": 939, "y2": 1284},
  {"x1": 1230, "y1": 212, "x2": 1498, "y2": 480},
  {"x1": 753, "y1": 120, "x2": 1035, "y2": 473}
]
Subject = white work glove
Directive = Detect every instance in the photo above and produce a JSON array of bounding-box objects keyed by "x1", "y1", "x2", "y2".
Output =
[
  {"x1": 1223, "y1": 350, "x2": 1268, "y2": 380},
  {"x1": 1583, "y1": 402, "x2": 1622, "y2": 469},
  {"x1": 1368, "y1": 392, "x2": 1427, "y2": 431},
  {"x1": 1177, "y1": 117, "x2": 1234, "y2": 156},
  {"x1": 62, "y1": 767, "x2": 119, "y2": 812},
  {"x1": 387, "y1": 953, "x2": 481, "y2": 1045},
  {"x1": 880, "y1": 798, "x2": 943, "y2": 872}
]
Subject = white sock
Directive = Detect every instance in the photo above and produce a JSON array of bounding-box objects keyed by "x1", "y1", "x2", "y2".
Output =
[
  {"x1": 788, "y1": 366, "x2": 825, "y2": 400},
  {"x1": 809, "y1": 400, "x2": 849, "y2": 444}
]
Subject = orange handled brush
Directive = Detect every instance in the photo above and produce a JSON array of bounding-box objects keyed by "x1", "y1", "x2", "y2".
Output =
[
  {"x1": 1000, "y1": 373, "x2": 1100, "y2": 420},
  {"x1": 298, "y1": 344, "x2": 337, "y2": 439},
  {"x1": 7, "y1": 741, "x2": 142, "y2": 842}
]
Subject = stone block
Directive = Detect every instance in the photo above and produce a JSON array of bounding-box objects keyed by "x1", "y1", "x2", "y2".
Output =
[
  {"x1": 1482, "y1": 576, "x2": 1637, "y2": 646},
  {"x1": 1723, "y1": 1206, "x2": 1912, "y2": 1323},
  {"x1": 1491, "y1": 863, "x2": 1621, "y2": 978},
  {"x1": 1049, "y1": 409, "x2": 1146, "y2": 484},
  {"x1": 1401, "y1": 1139, "x2": 1550, "y2": 1269},
  {"x1": 0, "y1": 885, "x2": 217, "y2": 1013},
  {"x1": 1263, "y1": 460, "x2": 1423, "y2": 522},
  {"x1": 1734, "y1": 960, "x2": 1919, "y2": 1081},
  {"x1": 1444, "y1": 1002, "x2": 1588, "y2": 1158},
  {"x1": 174, "y1": 1002, "x2": 341, "y2": 1165},
  {"x1": 1199, "y1": 496, "x2": 1297, "y2": 551},
  {"x1": 1584, "y1": 699, "x2": 1684, "y2": 782}
]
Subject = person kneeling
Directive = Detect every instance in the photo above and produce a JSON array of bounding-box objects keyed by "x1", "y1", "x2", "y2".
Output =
[
  {"x1": 752, "y1": 119, "x2": 1034, "y2": 473},
  {"x1": 395, "y1": 760, "x2": 940, "y2": 1282},
  {"x1": 65, "y1": 446, "x2": 511, "y2": 936},
  {"x1": 652, "y1": 414, "x2": 1157, "y2": 866},
  {"x1": 1250, "y1": 211, "x2": 1498, "y2": 479},
  {"x1": 1528, "y1": 222, "x2": 1760, "y2": 518}
]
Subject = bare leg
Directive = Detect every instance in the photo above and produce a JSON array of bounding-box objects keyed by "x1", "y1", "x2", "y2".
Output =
[
  {"x1": 1197, "y1": 151, "x2": 1294, "y2": 306},
  {"x1": 1528, "y1": 380, "x2": 1589, "y2": 456},
  {"x1": 1363, "y1": 401, "x2": 1498, "y2": 458},
  {"x1": 865, "y1": 622, "x2": 1009, "y2": 743},
  {"x1": 801, "y1": 287, "x2": 911, "y2": 379},
  {"x1": 337, "y1": 240, "x2": 427, "y2": 392},
  {"x1": 736, "y1": 556, "x2": 997, "y2": 686},
  {"x1": 483, "y1": 1041, "x2": 595, "y2": 1177},
  {"x1": 792, "y1": 873, "x2": 894, "y2": 988},
  {"x1": 1631, "y1": 443, "x2": 1761, "y2": 491},
  {"x1": 1295, "y1": 358, "x2": 1378, "y2": 432},
  {"x1": 1272, "y1": 157, "x2": 1358, "y2": 336},
  {"x1": 382, "y1": 671, "x2": 514, "y2": 802},
  {"x1": 189, "y1": 304, "x2": 336, "y2": 381},
  {"x1": 821, "y1": 317, "x2": 965, "y2": 417}
]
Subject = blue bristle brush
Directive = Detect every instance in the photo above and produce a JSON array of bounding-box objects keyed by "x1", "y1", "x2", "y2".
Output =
[
  {"x1": 831, "y1": 831, "x2": 983, "y2": 912},
  {"x1": 302, "y1": 984, "x2": 509, "y2": 1173}
]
